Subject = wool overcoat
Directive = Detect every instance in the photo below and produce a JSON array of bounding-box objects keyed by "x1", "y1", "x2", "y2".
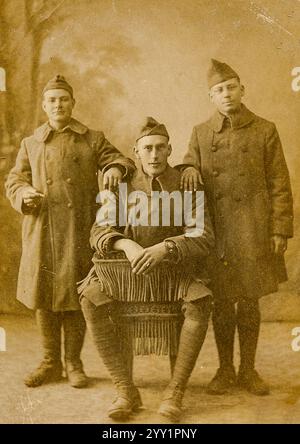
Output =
[
  {"x1": 5, "y1": 118, "x2": 135, "y2": 311},
  {"x1": 180, "y1": 105, "x2": 293, "y2": 300}
]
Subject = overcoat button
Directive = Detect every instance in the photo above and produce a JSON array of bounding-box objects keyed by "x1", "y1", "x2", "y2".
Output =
[
  {"x1": 67, "y1": 202, "x2": 73, "y2": 208},
  {"x1": 66, "y1": 178, "x2": 72, "y2": 184},
  {"x1": 211, "y1": 145, "x2": 217, "y2": 152},
  {"x1": 213, "y1": 170, "x2": 219, "y2": 177},
  {"x1": 215, "y1": 192, "x2": 222, "y2": 199},
  {"x1": 242, "y1": 146, "x2": 248, "y2": 152},
  {"x1": 73, "y1": 156, "x2": 79, "y2": 162},
  {"x1": 46, "y1": 179, "x2": 52, "y2": 185}
]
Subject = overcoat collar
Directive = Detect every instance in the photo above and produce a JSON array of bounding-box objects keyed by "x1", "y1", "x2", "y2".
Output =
[
  {"x1": 131, "y1": 164, "x2": 180, "y2": 194},
  {"x1": 33, "y1": 118, "x2": 88, "y2": 142},
  {"x1": 207, "y1": 104, "x2": 255, "y2": 133}
]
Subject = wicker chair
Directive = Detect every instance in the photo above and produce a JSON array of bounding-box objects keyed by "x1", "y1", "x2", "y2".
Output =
[{"x1": 93, "y1": 255, "x2": 191, "y2": 377}]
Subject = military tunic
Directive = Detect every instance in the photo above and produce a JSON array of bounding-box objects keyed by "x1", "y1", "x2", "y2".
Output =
[{"x1": 79, "y1": 164, "x2": 215, "y2": 306}]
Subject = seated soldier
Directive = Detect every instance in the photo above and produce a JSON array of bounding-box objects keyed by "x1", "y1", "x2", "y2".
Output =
[{"x1": 79, "y1": 117, "x2": 215, "y2": 421}]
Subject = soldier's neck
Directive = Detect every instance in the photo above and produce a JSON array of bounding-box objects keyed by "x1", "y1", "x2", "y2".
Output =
[
  {"x1": 49, "y1": 118, "x2": 71, "y2": 131},
  {"x1": 221, "y1": 104, "x2": 243, "y2": 118}
]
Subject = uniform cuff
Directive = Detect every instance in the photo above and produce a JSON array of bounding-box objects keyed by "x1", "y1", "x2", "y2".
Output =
[
  {"x1": 99, "y1": 233, "x2": 126, "y2": 255},
  {"x1": 101, "y1": 162, "x2": 127, "y2": 177},
  {"x1": 271, "y1": 219, "x2": 294, "y2": 238}
]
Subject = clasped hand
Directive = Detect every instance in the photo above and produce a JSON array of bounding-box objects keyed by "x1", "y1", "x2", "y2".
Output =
[{"x1": 115, "y1": 239, "x2": 168, "y2": 275}]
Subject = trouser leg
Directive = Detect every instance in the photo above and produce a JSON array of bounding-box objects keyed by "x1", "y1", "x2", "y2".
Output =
[
  {"x1": 159, "y1": 297, "x2": 212, "y2": 421},
  {"x1": 24, "y1": 309, "x2": 63, "y2": 387},
  {"x1": 170, "y1": 297, "x2": 212, "y2": 390},
  {"x1": 237, "y1": 299, "x2": 260, "y2": 372},
  {"x1": 212, "y1": 299, "x2": 236, "y2": 369},
  {"x1": 236, "y1": 298, "x2": 269, "y2": 395},
  {"x1": 81, "y1": 297, "x2": 141, "y2": 417},
  {"x1": 63, "y1": 309, "x2": 88, "y2": 388},
  {"x1": 63, "y1": 310, "x2": 86, "y2": 369},
  {"x1": 207, "y1": 299, "x2": 237, "y2": 394},
  {"x1": 36, "y1": 309, "x2": 62, "y2": 365}
]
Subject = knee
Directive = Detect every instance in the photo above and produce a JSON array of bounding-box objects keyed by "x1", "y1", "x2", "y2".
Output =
[
  {"x1": 212, "y1": 300, "x2": 235, "y2": 323},
  {"x1": 238, "y1": 299, "x2": 260, "y2": 324},
  {"x1": 183, "y1": 296, "x2": 212, "y2": 324},
  {"x1": 238, "y1": 299, "x2": 260, "y2": 315},
  {"x1": 80, "y1": 296, "x2": 94, "y2": 314},
  {"x1": 81, "y1": 297, "x2": 111, "y2": 323},
  {"x1": 63, "y1": 310, "x2": 86, "y2": 332}
]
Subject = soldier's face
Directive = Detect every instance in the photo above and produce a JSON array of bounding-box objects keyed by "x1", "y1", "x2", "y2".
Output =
[
  {"x1": 134, "y1": 135, "x2": 172, "y2": 177},
  {"x1": 209, "y1": 78, "x2": 244, "y2": 114},
  {"x1": 42, "y1": 89, "x2": 75, "y2": 124}
]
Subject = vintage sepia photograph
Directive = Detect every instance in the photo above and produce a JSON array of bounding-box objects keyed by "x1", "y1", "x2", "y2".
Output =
[{"x1": 0, "y1": 0, "x2": 300, "y2": 426}]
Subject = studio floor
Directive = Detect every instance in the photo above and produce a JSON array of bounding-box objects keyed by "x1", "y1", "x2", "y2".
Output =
[{"x1": 0, "y1": 314, "x2": 299, "y2": 424}]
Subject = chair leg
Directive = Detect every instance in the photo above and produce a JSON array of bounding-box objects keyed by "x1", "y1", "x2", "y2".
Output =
[
  {"x1": 169, "y1": 354, "x2": 177, "y2": 377},
  {"x1": 125, "y1": 348, "x2": 134, "y2": 382},
  {"x1": 121, "y1": 338, "x2": 134, "y2": 382}
]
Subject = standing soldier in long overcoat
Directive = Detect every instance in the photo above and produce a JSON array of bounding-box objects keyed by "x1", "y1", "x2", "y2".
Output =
[
  {"x1": 180, "y1": 60, "x2": 293, "y2": 395},
  {"x1": 5, "y1": 75, "x2": 135, "y2": 388}
]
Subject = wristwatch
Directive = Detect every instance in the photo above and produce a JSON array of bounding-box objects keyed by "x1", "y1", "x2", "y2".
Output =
[{"x1": 165, "y1": 240, "x2": 178, "y2": 261}]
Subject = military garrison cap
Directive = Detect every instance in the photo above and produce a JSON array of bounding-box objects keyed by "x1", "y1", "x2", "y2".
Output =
[
  {"x1": 136, "y1": 117, "x2": 169, "y2": 141},
  {"x1": 42, "y1": 75, "x2": 73, "y2": 97},
  {"x1": 207, "y1": 59, "x2": 240, "y2": 89}
]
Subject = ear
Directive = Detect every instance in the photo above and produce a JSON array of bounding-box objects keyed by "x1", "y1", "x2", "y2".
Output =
[
  {"x1": 167, "y1": 144, "x2": 172, "y2": 157},
  {"x1": 240, "y1": 84, "x2": 245, "y2": 98},
  {"x1": 208, "y1": 90, "x2": 213, "y2": 103},
  {"x1": 133, "y1": 145, "x2": 140, "y2": 159},
  {"x1": 72, "y1": 98, "x2": 76, "y2": 108},
  {"x1": 42, "y1": 99, "x2": 47, "y2": 113}
]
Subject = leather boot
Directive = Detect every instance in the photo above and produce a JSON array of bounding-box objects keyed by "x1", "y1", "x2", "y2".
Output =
[
  {"x1": 107, "y1": 385, "x2": 142, "y2": 419},
  {"x1": 158, "y1": 384, "x2": 184, "y2": 422},
  {"x1": 237, "y1": 368, "x2": 269, "y2": 396},
  {"x1": 206, "y1": 365, "x2": 237, "y2": 395}
]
